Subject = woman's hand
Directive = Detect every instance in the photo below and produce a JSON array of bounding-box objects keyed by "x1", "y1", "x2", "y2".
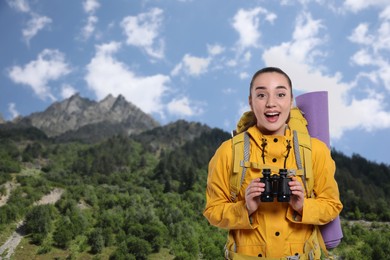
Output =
[
  {"x1": 289, "y1": 177, "x2": 305, "y2": 215},
  {"x1": 245, "y1": 178, "x2": 264, "y2": 215}
]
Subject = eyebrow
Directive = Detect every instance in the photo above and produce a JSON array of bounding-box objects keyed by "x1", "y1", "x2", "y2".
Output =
[{"x1": 254, "y1": 85, "x2": 288, "y2": 91}]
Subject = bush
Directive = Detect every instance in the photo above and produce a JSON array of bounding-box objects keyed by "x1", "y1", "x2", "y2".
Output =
[
  {"x1": 53, "y1": 216, "x2": 73, "y2": 249},
  {"x1": 126, "y1": 236, "x2": 152, "y2": 260},
  {"x1": 25, "y1": 205, "x2": 55, "y2": 245},
  {"x1": 89, "y1": 228, "x2": 104, "y2": 254}
]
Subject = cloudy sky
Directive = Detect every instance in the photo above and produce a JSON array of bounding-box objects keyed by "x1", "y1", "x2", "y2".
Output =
[{"x1": 1, "y1": 0, "x2": 390, "y2": 165}]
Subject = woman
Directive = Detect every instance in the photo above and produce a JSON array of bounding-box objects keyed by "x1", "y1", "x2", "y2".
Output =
[{"x1": 203, "y1": 67, "x2": 342, "y2": 259}]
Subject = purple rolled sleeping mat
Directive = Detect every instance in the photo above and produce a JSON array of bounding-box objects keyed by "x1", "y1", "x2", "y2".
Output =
[{"x1": 296, "y1": 91, "x2": 343, "y2": 249}]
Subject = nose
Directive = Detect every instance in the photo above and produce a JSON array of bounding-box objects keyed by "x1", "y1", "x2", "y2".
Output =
[{"x1": 266, "y1": 96, "x2": 276, "y2": 108}]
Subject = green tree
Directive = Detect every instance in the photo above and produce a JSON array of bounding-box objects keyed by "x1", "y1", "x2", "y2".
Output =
[
  {"x1": 142, "y1": 222, "x2": 167, "y2": 252},
  {"x1": 109, "y1": 242, "x2": 135, "y2": 260},
  {"x1": 66, "y1": 206, "x2": 88, "y2": 237},
  {"x1": 53, "y1": 216, "x2": 73, "y2": 249},
  {"x1": 25, "y1": 205, "x2": 55, "y2": 245},
  {"x1": 22, "y1": 142, "x2": 43, "y2": 162},
  {"x1": 89, "y1": 228, "x2": 104, "y2": 254},
  {"x1": 126, "y1": 236, "x2": 152, "y2": 260}
]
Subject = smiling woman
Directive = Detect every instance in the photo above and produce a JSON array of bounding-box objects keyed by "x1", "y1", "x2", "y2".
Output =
[{"x1": 203, "y1": 67, "x2": 343, "y2": 259}]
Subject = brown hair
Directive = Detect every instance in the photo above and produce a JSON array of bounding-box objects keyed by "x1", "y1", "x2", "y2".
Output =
[{"x1": 249, "y1": 67, "x2": 293, "y2": 97}]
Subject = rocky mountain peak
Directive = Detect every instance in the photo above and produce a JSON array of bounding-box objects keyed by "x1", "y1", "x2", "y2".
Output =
[
  {"x1": 61, "y1": 93, "x2": 93, "y2": 115},
  {"x1": 99, "y1": 94, "x2": 116, "y2": 109},
  {"x1": 21, "y1": 94, "x2": 160, "y2": 139}
]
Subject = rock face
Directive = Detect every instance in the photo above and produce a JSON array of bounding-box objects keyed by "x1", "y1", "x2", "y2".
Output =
[{"x1": 21, "y1": 93, "x2": 160, "y2": 140}]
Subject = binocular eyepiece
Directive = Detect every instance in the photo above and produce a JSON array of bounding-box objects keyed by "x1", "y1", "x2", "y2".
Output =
[{"x1": 260, "y1": 169, "x2": 292, "y2": 202}]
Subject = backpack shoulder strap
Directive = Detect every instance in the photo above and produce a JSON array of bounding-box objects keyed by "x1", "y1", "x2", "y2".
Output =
[
  {"x1": 293, "y1": 130, "x2": 314, "y2": 197},
  {"x1": 289, "y1": 107, "x2": 314, "y2": 198},
  {"x1": 230, "y1": 131, "x2": 250, "y2": 202}
]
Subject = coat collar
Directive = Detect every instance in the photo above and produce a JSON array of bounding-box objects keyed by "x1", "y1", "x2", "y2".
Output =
[{"x1": 246, "y1": 124, "x2": 292, "y2": 148}]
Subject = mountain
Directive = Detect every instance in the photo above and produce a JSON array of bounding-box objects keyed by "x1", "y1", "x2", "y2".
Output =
[
  {"x1": 17, "y1": 93, "x2": 160, "y2": 142},
  {"x1": 133, "y1": 120, "x2": 216, "y2": 155}
]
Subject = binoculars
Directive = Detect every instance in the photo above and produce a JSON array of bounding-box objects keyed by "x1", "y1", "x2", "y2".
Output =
[{"x1": 260, "y1": 169, "x2": 292, "y2": 202}]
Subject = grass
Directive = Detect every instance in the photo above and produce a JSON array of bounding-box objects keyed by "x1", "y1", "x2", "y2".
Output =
[
  {"x1": 12, "y1": 238, "x2": 115, "y2": 260},
  {"x1": 10, "y1": 236, "x2": 174, "y2": 260},
  {"x1": 148, "y1": 248, "x2": 175, "y2": 260},
  {"x1": 0, "y1": 222, "x2": 18, "y2": 245}
]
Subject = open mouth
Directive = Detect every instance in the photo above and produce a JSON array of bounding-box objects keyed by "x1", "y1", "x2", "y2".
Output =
[{"x1": 265, "y1": 112, "x2": 280, "y2": 122}]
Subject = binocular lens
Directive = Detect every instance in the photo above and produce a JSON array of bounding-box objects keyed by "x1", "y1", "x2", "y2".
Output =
[{"x1": 260, "y1": 169, "x2": 291, "y2": 202}]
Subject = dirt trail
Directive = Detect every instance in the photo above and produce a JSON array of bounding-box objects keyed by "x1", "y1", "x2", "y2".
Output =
[
  {"x1": 0, "y1": 181, "x2": 19, "y2": 207},
  {"x1": 34, "y1": 188, "x2": 64, "y2": 206},
  {"x1": 0, "y1": 221, "x2": 24, "y2": 260},
  {"x1": 0, "y1": 188, "x2": 64, "y2": 259}
]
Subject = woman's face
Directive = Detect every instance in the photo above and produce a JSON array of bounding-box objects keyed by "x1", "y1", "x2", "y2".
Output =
[{"x1": 249, "y1": 72, "x2": 293, "y2": 136}]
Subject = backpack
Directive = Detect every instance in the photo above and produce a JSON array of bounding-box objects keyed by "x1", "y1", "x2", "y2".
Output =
[{"x1": 230, "y1": 107, "x2": 314, "y2": 202}]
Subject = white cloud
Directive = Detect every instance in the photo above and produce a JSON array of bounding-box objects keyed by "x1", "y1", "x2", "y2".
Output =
[
  {"x1": 229, "y1": 7, "x2": 277, "y2": 74},
  {"x1": 8, "y1": 0, "x2": 52, "y2": 44},
  {"x1": 343, "y1": 0, "x2": 389, "y2": 12},
  {"x1": 8, "y1": 103, "x2": 19, "y2": 119},
  {"x1": 262, "y1": 11, "x2": 390, "y2": 140},
  {"x1": 22, "y1": 14, "x2": 52, "y2": 44},
  {"x1": 85, "y1": 42, "x2": 170, "y2": 115},
  {"x1": 167, "y1": 97, "x2": 204, "y2": 117},
  {"x1": 239, "y1": 72, "x2": 249, "y2": 80},
  {"x1": 290, "y1": 12, "x2": 326, "y2": 64},
  {"x1": 226, "y1": 59, "x2": 237, "y2": 67},
  {"x1": 7, "y1": 0, "x2": 30, "y2": 13},
  {"x1": 378, "y1": 66, "x2": 390, "y2": 92},
  {"x1": 265, "y1": 12, "x2": 277, "y2": 24},
  {"x1": 243, "y1": 51, "x2": 251, "y2": 62},
  {"x1": 380, "y1": 6, "x2": 390, "y2": 20},
  {"x1": 262, "y1": 12, "x2": 327, "y2": 67},
  {"x1": 376, "y1": 21, "x2": 390, "y2": 51},
  {"x1": 171, "y1": 54, "x2": 211, "y2": 77},
  {"x1": 80, "y1": 0, "x2": 100, "y2": 40},
  {"x1": 61, "y1": 84, "x2": 77, "y2": 99},
  {"x1": 81, "y1": 15, "x2": 98, "y2": 40},
  {"x1": 348, "y1": 12, "x2": 390, "y2": 91},
  {"x1": 121, "y1": 8, "x2": 165, "y2": 59},
  {"x1": 348, "y1": 23, "x2": 373, "y2": 45},
  {"x1": 83, "y1": 0, "x2": 100, "y2": 13},
  {"x1": 232, "y1": 7, "x2": 277, "y2": 50},
  {"x1": 8, "y1": 49, "x2": 71, "y2": 101},
  {"x1": 350, "y1": 49, "x2": 377, "y2": 66},
  {"x1": 207, "y1": 44, "x2": 225, "y2": 56},
  {"x1": 223, "y1": 88, "x2": 237, "y2": 94},
  {"x1": 232, "y1": 8, "x2": 262, "y2": 49}
]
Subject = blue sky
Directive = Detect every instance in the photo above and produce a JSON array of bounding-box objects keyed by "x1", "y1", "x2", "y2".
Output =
[{"x1": 1, "y1": 0, "x2": 390, "y2": 165}]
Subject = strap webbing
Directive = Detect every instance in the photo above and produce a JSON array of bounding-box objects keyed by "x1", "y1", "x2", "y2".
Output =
[
  {"x1": 293, "y1": 130, "x2": 309, "y2": 197},
  {"x1": 231, "y1": 132, "x2": 250, "y2": 202},
  {"x1": 240, "y1": 132, "x2": 250, "y2": 188}
]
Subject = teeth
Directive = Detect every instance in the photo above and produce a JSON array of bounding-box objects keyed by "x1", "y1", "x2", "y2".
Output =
[{"x1": 266, "y1": 112, "x2": 279, "y2": 116}]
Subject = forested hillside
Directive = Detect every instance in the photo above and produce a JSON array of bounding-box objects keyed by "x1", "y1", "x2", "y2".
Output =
[{"x1": 1, "y1": 121, "x2": 390, "y2": 259}]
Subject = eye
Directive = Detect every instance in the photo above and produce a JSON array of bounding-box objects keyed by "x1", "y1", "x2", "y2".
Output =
[
  {"x1": 257, "y1": 93, "x2": 266, "y2": 98},
  {"x1": 277, "y1": 93, "x2": 286, "y2": 98}
]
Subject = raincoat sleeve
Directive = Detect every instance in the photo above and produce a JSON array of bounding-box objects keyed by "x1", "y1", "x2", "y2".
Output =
[
  {"x1": 287, "y1": 138, "x2": 343, "y2": 225},
  {"x1": 203, "y1": 140, "x2": 253, "y2": 230}
]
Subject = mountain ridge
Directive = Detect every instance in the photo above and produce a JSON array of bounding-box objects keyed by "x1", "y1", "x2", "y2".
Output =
[{"x1": 16, "y1": 93, "x2": 160, "y2": 141}]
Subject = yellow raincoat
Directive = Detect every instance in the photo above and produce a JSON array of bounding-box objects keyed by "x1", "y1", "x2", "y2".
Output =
[{"x1": 203, "y1": 125, "x2": 342, "y2": 259}]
